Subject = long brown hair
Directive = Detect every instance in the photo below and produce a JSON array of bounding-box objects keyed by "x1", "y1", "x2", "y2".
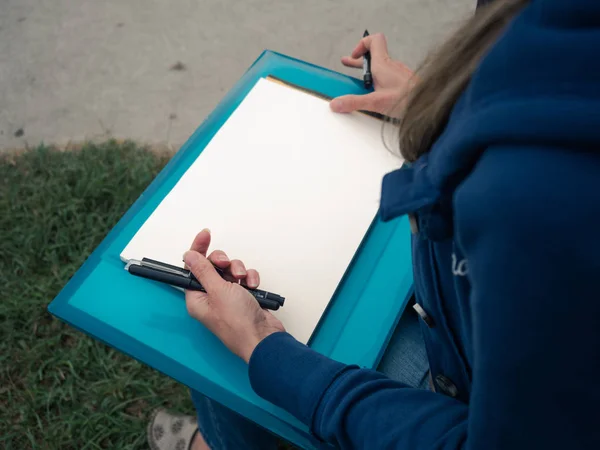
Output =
[{"x1": 398, "y1": 0, "x2": 529, "y2": 162}]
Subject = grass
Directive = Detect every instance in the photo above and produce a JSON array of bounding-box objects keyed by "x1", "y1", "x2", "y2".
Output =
[{"x1": 0, "y1": 141, "x2": 194, "y2": 449}]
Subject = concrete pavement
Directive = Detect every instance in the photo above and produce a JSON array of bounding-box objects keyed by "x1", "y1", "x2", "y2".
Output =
[{"x1": 0, "y1": 0, "x2": 473, "y2": 150}]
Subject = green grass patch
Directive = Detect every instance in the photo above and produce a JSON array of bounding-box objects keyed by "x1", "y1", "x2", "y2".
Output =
[{"x1": 0, "y1": 141, "x2": 193, "y2": 449}]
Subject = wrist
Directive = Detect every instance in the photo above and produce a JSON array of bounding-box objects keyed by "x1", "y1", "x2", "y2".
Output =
[{"x1": 239, "y1": 326, "x2": 280, "y2": 363}]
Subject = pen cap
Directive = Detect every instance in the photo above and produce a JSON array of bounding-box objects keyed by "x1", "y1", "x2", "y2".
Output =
[{"x1": 259, "y1": 298, "x2": 280, "y2": 311}]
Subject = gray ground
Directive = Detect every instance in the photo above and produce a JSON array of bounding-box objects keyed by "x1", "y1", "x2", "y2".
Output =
[{"x1": 0, "y1": 0, "x2": 473, "y2": 150}]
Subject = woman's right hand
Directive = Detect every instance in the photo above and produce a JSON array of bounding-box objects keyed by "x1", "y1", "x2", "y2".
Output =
[
  {"x1": 330, "y1": 33, "x2": 415, "y2": 116},
  {"x1": 184, "y1": 230, "x2": 285, "y2": 363}
]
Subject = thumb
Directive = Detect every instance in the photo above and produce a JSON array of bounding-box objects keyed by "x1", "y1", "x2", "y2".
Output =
[
  {"x1": 330, "y1": 92, "x2": 390, "y2": 114},
  {"x1": 184, "y1": 250, "x2": 224, "y2": 294}
]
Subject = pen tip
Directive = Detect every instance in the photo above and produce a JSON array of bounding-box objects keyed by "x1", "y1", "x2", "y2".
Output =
[{"x1": 363, "y1": 29, "x2": 369, "y2": 37}]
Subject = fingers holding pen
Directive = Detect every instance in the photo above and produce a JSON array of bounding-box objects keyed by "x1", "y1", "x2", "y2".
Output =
[
  {"x1": 351, "y1": 33, "x2": 390, "y2": 60},
  {"x1": 207, "y1": 250, "x2": 260, "y2": 289},
  {"x1": 341, "y1": 33, "x2": 389, "y2": 68},
  {"x1": 341, "y1": 55, "x2": 363, "y2": 68}
]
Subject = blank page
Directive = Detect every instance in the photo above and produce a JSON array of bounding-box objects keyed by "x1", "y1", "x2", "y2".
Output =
[{"x1": 121, "y1": 77, "x2": 402, "y2": 344}]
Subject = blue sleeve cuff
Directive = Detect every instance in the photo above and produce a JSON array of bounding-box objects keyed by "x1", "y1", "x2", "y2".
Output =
[{"x1": 248, "y1": 332, "x2": 353, "y2": 426}]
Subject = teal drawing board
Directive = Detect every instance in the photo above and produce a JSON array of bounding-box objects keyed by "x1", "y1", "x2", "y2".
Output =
[{"x1": 48, "y1": 51, "x2": 413, "y2": 449}]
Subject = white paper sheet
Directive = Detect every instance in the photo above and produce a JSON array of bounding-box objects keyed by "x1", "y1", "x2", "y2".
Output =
[{"x1": 121, "y1": 77, "x2": 402, "y2": 344}]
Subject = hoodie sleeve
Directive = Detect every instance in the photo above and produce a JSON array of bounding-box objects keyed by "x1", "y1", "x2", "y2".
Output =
[
  {"x1": 249, "y1": 144, "x2": 600, "y2": 450},
  {"x1": 249, "y1": 332, "x2": 469, "y2": 449}
]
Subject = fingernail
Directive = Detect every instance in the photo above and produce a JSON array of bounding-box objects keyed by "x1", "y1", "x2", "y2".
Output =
[
  {"x1": 234, "y1": 267, "x2": 247, "y2": 277},
  {"x1": 201, "y1": 228, "x2": 211, "y2": 234},
  {"x1": 330, "y1": 99, "x2": 342, "y2": 112},
  {"x1": 216, "y1": 253, "x2": 229, "y2": 263},
  {"x1": 248, "y1": 276, "x2": 258, "y2": 288},
  {"x1": 183, "y1": 251, "x2": 199, "y2": 266}
]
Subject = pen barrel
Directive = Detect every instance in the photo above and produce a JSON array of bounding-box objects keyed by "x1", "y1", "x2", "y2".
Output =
[
  {"x1": 128, "y1": 263, "x2": 284, "y2": 310},
  {"x1": 248, "y1": 288, "x2": 285, "y2": 306},
  {"x1": 363, "y1": 55, "x2": 373, "y2": 89},
  {"x1": 128, "y1": 264, "x2": 204, "y2": 291}
]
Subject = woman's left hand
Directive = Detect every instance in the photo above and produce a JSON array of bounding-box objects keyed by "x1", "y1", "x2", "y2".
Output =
[
  {"x1": 330, "y1": 33, "x2": 415, "y2": 116},
  {"x1": 183, "y1": 229, "x2": 285, "y2": 363}
]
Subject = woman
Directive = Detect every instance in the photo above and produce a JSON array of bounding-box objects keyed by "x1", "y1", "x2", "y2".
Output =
[{"x1": 149, "y1": 0, "x2": 600, "y2": 448}]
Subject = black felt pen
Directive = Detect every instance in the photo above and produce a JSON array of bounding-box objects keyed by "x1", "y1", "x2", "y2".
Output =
[
  {"x1": 363, "y1": 30, "x2": 373, "y2": 89},
  {"x1": 126, "y1": 258, "x2": 285, "y2": 311}
]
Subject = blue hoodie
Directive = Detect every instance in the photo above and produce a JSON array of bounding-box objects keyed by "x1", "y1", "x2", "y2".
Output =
[{"x1": 249, "y1": 1, "x2": 600, "y2": 448}]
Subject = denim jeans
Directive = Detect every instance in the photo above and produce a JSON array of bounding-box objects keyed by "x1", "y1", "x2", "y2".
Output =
[{"x1": 190, "y1": 306, "x2": 429, "y2": 449}]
